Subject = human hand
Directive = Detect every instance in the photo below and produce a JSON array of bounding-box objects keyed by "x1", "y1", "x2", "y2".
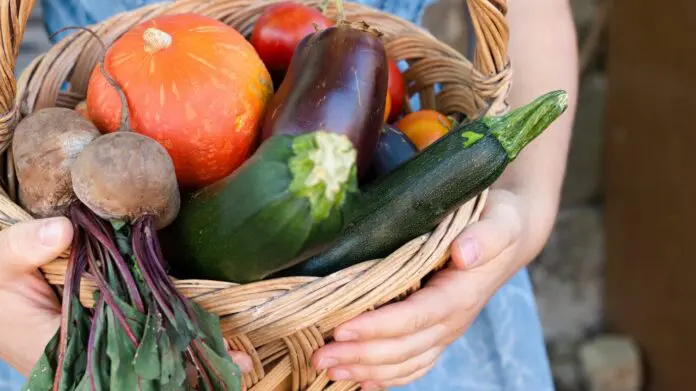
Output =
[
  {"x1": 0, "y1": 217, "x2": 72, "y2": 376},
  {"x1": 0, "y1": 217, "x2": 253, "y2": 377},
  {"x1": 311, "y1": 188, "x2": 556, "y2": 389}
]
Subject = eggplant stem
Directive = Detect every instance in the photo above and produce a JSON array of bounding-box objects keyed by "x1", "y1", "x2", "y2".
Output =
[{"x1": 321, "y1": 0, "x2": 345, "y2": 22}]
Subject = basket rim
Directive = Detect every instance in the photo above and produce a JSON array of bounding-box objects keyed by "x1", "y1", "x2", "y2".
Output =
[{"x1": 1, "y1": 0, "x2": 510, "y2": 332}]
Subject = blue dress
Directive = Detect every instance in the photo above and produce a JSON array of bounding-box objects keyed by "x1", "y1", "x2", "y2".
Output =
[{"x1": 0, "y1": 1, "x2": 555, "y2": 390}]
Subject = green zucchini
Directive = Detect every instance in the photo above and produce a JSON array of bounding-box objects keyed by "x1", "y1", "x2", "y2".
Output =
[
  {"x1": 165, "y1": 131, "x2": 360, "y2": 283},
  {"x1": 276, "y1": 90, "x2": 569, "y2": 277}
]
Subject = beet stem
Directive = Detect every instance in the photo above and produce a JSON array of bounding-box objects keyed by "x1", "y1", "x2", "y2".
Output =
[
  {"x1": 187, "y1": 347, "x2": 214, "y2": 391},
  {"x1": 85, "y1": 236, "x2": 139, "y2": 347},
  {"x1": 98, "y1": 62, "x2": 131, "y2": 133},
  {"x1": 141, "y1": 218, "x2": 203, "y2": 330},
  {"x1": 131, "y1": 220, "x2": 176, "y2": 323},
  {"x1": 143, "y1": 220, "x2": 186, "y2": 302},
  {"x1": 49, "y1": 26, "x2": 131, "y2": 133},
  {"x1": 71, "y1": 204, "x2": 144, "y2": 312},
  {"x1": 53, "y1": 224, "x2": 87, "y2": 391},
  {"x1": 86, "y1": 296, "x2": 105, "y2": 391},
  {"x1": 193, "y1": 340, "x2": 227, "y2": 391}
]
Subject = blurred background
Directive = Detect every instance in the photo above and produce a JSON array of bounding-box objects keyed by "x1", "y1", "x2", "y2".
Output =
[{"x1": 11, "y1": 0, "x2": 695, "y2": 390}]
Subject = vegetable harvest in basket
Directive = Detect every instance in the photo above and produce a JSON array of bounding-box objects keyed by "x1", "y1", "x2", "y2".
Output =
[{"x1": 10, "y1": 1, "x2": 568, "y2": 390}]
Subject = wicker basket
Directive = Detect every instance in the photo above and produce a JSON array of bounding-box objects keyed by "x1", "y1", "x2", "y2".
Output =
[{"x1": 0, "y1": 0, "x2": 510, "y2": 390}]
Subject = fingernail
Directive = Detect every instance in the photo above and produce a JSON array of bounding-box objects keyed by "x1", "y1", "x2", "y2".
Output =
[
  {"x1": 329, "y1": 369, "x2": 351, "y2": 381},
  {"x1": 457, "y1": 237, "x2": 480, "y2": 268},
  {"x1": 39, "y1": 219, "x2": 66, "y2": 247},
  {"x1": 316, "y1": 357, "x2": 338, "y2": 370},
  {"x1": 334, "y1": 330, "x2": 358, "y2": 342}
]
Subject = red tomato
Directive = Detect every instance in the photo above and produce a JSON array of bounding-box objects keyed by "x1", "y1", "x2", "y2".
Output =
[
  {"x1": 251, "y1": 2, "x2": 333, "y2": 72},
  {"x1": 396, "y1": 110, "x2": 453, "y2": 150},
  {"x1": 386, "y1": 57, "x2": 406, "y2": 122}
]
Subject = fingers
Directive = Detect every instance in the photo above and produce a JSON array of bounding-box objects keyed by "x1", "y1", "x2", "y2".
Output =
[
  {"x1": 367, "y1": 360, "x2": 437, "y2": 389},
  {"x1": 224, "y1": 338, "x2": 253, "y2": 373},
  {"x1": 325, "y1": 347, "x2": 441, "y2": 383},
  {"x1": 331, "y1": 284, "x2": 449, "y2": 342},
  {"x1": 314, "y1": 324, "x2": 445, "y2": 368},
  {"x1": 228, "y1": 350, "x2": 253, "y2": 373},
  {"x1": 0, "y1": 217, "x2": 73, "y2": 281},
  {"x1": 451, "y1": 195, "x2": 522, "y2": 269}
]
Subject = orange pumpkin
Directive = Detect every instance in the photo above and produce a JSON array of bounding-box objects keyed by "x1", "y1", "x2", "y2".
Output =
[
  {"x1": 87, "y1": 13, "x2": 274, "y2": 189},
  {"x1": 395, "y1": 110, "x2": 453, "y2": 150}
]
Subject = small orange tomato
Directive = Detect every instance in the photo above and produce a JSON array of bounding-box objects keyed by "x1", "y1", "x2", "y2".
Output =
[
  {"x1": 395, "y1": 110, "x2": 453, "y2": 150},
  {"x1": 384, "y1": 94, "x2": 392, "y2": 122}
]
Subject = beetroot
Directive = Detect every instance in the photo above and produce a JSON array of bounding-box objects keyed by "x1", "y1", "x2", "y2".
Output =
[
  {"x1": 12, "y1": 108, "x2": 99, "y2": 217},
  {"x1": 71, "y1": 132, "x2": 180, "y2": 229}
]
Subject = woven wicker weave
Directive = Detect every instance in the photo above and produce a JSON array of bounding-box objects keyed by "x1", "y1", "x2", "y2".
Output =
[{"x1": 0, "y1": 0, "x2": 510, "y2": 390}]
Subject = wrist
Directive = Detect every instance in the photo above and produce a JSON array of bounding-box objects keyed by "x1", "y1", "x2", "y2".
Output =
[{"x1": 487, "y1": 185, "x2": 559, "y2": 268}]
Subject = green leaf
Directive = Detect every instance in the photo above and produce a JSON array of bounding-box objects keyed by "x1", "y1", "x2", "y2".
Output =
[
  {"x1": 114, "y1": 226, "x2": 133, "y2": 259},
  {"x1": 104, "y1": 256, "x2": 126, "y2": 302},
  {"x1": 169, "y1": 300, "x2": 196, "y2": 351},
  {"x1": 74, "y1": 372, "x2": 91, "y2": 391},
  {"x1": 106, "y1": 306, "x2": 139, "y2": 391},
  {"x1": 189, "y1": 302, "x2": 228, "y2": 358},
  {"x1": 160, "y1": 327, "x2": 187, "y2": 388},
  {"x1": 134, "y1": 306, "x2": 161, "y2": 380},
  {"x1": 111, "y1": 219, "x2": 127, "y2": 231},
  {"x1": 56, "y1": 297, "x2": 90, "y2": 391},
  {"x1": 21, "y1": 330, "x2": 59, "y2": 391},
  {"x1": 111, "y1": 294, "x2": 146, "y2": 335},
  {"x1": 89, "y1": 300, "x2": 110, "y2": 391},
  {"x1": 196, "y1": 342, "x2": 241, "y2": 391}
]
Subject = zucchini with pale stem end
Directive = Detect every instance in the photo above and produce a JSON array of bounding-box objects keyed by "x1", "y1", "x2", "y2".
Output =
[
  {"x1": 278, "y1": 90, "x2": 569, "y2": 277},
  {"x1": 165, "y1": 131, "x2": 360, "y2": 283}
]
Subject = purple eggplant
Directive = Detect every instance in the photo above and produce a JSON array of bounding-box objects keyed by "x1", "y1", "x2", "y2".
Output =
[
  {"x1": 261, "y1": 20, "x2": 389, "y2": 177},
  {"x1": 370, "y1": 124, "x2": 418, "y2": 178}
]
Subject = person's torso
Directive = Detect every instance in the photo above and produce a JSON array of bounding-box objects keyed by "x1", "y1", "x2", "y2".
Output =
[{"x1": 41, "y1": 0, "x2": 437, "y2": 39}]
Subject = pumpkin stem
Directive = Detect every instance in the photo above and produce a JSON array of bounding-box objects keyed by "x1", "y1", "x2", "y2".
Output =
[{"x1": 143, "y1": 28, "x2": 173, "y2": 53}]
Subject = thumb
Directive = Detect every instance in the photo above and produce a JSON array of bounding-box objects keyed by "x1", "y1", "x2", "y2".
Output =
[
  {"x1": 450, "y1": 199, "x2": 522, "y2": 270},
  {"x1": 0, "y1": 217, "x2": 74, "y2": 278}
]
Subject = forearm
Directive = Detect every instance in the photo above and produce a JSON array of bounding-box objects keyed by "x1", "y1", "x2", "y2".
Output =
[{"x1": 494, "y1": 0, "x2": 579, "y2": 261}]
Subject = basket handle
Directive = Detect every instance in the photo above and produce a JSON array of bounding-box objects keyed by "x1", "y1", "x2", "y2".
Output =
[
  {"x1": 466, "y1": 0, "x2": 509, "y2": 76},
  {"x1": 0, "y1": 0, "x2": 37, "y2": 153}
]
